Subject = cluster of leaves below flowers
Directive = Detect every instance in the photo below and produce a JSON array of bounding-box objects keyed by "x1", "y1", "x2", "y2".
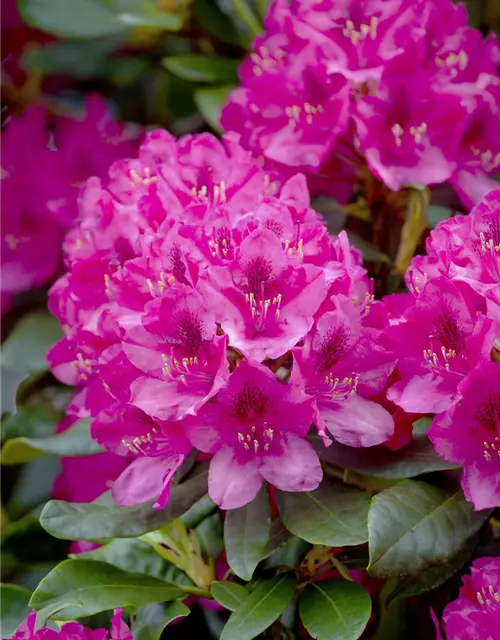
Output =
[
  {"x1": 222, "y1": 0, "x2": 500, "y2": 207},
  {"x1": 47, "y1": 130, "x2": 402, "y2": 512}
]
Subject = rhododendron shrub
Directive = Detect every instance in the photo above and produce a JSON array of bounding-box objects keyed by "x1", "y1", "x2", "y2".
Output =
[{"x1": 2, "y1": 1, "x2": 500, "y2": 639}]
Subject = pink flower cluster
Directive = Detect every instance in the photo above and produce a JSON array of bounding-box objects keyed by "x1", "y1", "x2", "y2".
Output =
[
  {"x1": 222, "y1": 0, "x2": 500, "y2": 206},
  {"x1": 433, "y1": 556, "x2": 500, "y2": 640},
  {"x1": 9, "y1": 608, "x2": 131, "y2": 640},
  {"x1": 48, "y1": 131, "x2": 398, "y2": 510},
  {"x1": 384, "y1": 191, "x2": 500, "y2": 510},
  {"x1": 1, "y1": 95, "x2": 138, "y2": 312}
]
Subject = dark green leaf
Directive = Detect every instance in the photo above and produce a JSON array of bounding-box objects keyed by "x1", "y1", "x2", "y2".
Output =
[
  {"x1": 2, "y1": 403, "x2": 60, "y2": 441},
  {"x1": 346, "y1": 232, "x2": 392, "y2": 264},
  {"x1": 162, "y1": 55, "x2": 239, "y2": 83},
  {"x1": 224, "y1": 487, "x2": 270, "y2": 581},
  {"x1": 388, "y1": 536, "x2": 477, "y2": 603},
  {"x1": 220, "y1": 574, "x2": 296, "y2": 640},
  {"x1": 264, "y1": 536, "x2": 310, "y2": 570},
  {"x1": 253, "y1": 0, "x2": 271, "y2": 20},
  {"x1": 211, "y1": 581, "x2": 249, "y2": 611},
  {"x1": 316, "y1": 436, "x2": 460, "y2": 479},
  {"x1": 132, "y1": 601, "x2": 190, "y2": 640},
  {"x1": 299, "y1": 580, "x2": 371, "y2": 640},
  {"x1": 371, "y1": 600, "x2": 410, "y2": 640},
  {"x1": 180, "y1": 494, "x2": 216, "y2": 529},
  {"x1": 0, "y1": 584, "x2": 32, "y2": 637},
  {"x1": 1, "y1": 420, "x2": 102, "y2": 465},
  {"x1": 196, "y1": 512, "x2": 224, "y2": 559},
  {"x1": 428, "y1": 205, "x2": 453, "y2": 229},
  {"x1": 368, "y1": 480, "x2": 490, "y2": 578},
  {"x1": 412, "y1": 417, "x2": 432, "y2": 438},
  {"x1": 30, "y1": 560, "x2": 186, "y2": 622},
  {"x1": 277, "y1": 483, "x2": 370, "y2": 546},
  {"x1": 18, "y1": 0, "x2": 183, "y2": 39},
  {"x1": 192, "y1": 0, "x2": 241, "y2": 45},
  {"x1": 1, "y1": 312, "x2": 61, "y2": 374},
  {"x1": 40, "y1": 466, "x2": 208, "y2": 540},
  {"x1": 73, "y1": 539, "x2": 190, "y2": 584},
  {"x1": 194, "y1": 85, "x2": 235, "y2": 132}
]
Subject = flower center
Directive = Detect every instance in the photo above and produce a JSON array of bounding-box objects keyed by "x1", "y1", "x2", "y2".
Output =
[
  {"x1": 237, "y1": 423, "x2": 275, "y2": 454},
  {"x1": 324, "y1": 374, "x2": 359, "y2": 400},
  {"x1": 476, "y1": 584, "x2": 500, "y2": 607}
]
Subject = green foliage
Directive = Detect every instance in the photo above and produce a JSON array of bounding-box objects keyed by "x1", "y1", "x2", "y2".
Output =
[
  {"x1": 368, "y1": 480, "x2": 490, "y2": 578},
  {"x1": 224, "y1": 486, "x2": 270, "y2": 581},
  {"x1": 0, "y1": 584, "x2": 32, "y2": 637},
  {"x1": 194, "y1": 85, "x2": 236, "y2": 131},
  {"x1": 220, "y1": 574, "x2": 296, "y2": 640},
  {"x1": 299, "y1": 580, "x2": 372, "y2": 640},
  {"x1": 211, "y1": 581, "x2": 249, "y2": 611},
  {"x1": 2, "y1": 312, "x2": 61, "y2": 375},
  {"x1": 132, "y1": 601, "x2": 190, "y2": 640},
  {"x1": 163, "y1": 55, "x2": 239, "y2": 84}
]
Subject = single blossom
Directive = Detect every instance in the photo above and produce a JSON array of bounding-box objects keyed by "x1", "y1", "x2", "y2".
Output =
[
  {"x1": 428, "y1": 362, "x2": 500, "y2": 511},
  {"x1": 185, "y1": 360, "x2": 322, "y2": 509},
  {"x1": 386, "y1": 277, "x2": 497, "y2": 415},
  {"x1": 292, "y1": 297, "x2": 395, "y2": 447},
  {"x1": 433, "y1": 556, "x2": 500, "y2": 640}
]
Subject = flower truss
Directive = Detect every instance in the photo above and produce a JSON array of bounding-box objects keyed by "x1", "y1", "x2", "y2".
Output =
[
  {"x1": 384, "y1": 190, "x2": 500, "y2": 510},
  {"x1": 222, "y1": 0, "x2": 500, "y2": 206},
  {"x1": 47, "y1": 131, "x2": 400, "y2": 510},
  {"x1": 1, "y1": 94, "x2": 139, "y2": 313}
]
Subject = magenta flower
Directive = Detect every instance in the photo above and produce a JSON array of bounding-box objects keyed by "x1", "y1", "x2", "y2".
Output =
[
  {"x1": 124, "y1": 285, "x2": 229, "y2": 422},
  {"x1": 11, "y1": 608, "x2": 132, "y2": 640},
  {"x1": 91, "y1": 403, "x2": 191, "y2": 509},
  {"x1": 185, "y1": 360, "x2": 322, "y2": 509},
  {"x1": 198, "y1": 229, "x2": 328, "y2": 362},
  {"x1": 433, "y1": 556, "x2": 500, "y2": 639},
  {"x1": 428, "y1": 362, "x2": 500, "y2": 511},
  {"x1": 386, "y1": 278, "x2": 497, "y2": 415},
  {"x1": 292, "y1": 297, "x2": 395, "y2": 447}
]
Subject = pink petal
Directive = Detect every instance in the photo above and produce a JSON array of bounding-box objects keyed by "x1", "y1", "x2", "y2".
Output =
[
  {"x1": 112, "y1": 455, "x2": 184, "y2": 508},
  {"x1": 461, "y1": 462, "x2": 500, "y2": 511},
  {"x1": 260, "y1": 434, "x2": 322, "y2": 492},
  {"x1": 208, "y1": 446, "x2": 262, "y2": 509},
  {"x1": 319, "y1": 395, "x2": 394, "y2": 447}
]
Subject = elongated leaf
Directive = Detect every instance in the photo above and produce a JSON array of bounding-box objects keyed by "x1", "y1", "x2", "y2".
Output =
[
  {"x1": 132, "y1": 601, "x2": 190, "y2": 640},
  {"x1": 299, "y1": 580, "x2": 371, "y2": 640},
  {"x1": 317, "y1": 437, "x2": 459, "y2": 479},
  {"x1": 0, "y1": 584, "x2": 32, "y2": 637},
  {"x1": 19, "y1": 0, "x2": 183, "y2": 39},
  {"x1": 224, "y1": 487, "x2": 270, "y2": 581},
  {"x1": 194, "y1": 85, "x2": 235, "y2": 132},
  {"x1": 196, "y1": 512, "x2": 223, "y2": 559},
  {"x1": 277, "y1": 483, "x2": 370, "y2": 546},
  {"x1": 1, "y1": 404, "x2": 60, "y2": 441},
  {"x1": 162, "y1": 55, "x2": 239, "y2": 83},
  {"x1": 30, "y1": 560, "x2": 186, "y2": 622},
  {"x1": 192, "y1": 0, "x2": 240, "y2": 45},
  {"x1": 40, "y1": 466, "x2": 208, "y2": 540},
  {"x1": 1, "y1": 312, "x2": 61, "y2": 374},
  {"x1": 211, "y1": 581, "x2": 249, "y2": 611},
  {"x1": 74, "y1": 539, "x2": 190, "y2": 585},
  {"x1": 220, "y1": 574, "x2": 296, "y2": 640},
  {"x1": 368, "y1": 480, "x2": 489, "y2": 578},
  {"x1": 1, "y1": 420, "x2": 102, "y2": 465}
]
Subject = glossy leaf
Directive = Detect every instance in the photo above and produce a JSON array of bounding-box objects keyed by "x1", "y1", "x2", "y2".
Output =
[
  {"x1": 220, "y1": 574, "x2": 296, "y2": 640},
  {"x1": 224, "y1": 487, "x2": 270, "y2": 580},
  {"x1": 40, "y1": 466, "x2": 208, "y2": 540},
  {"x1": 368, "y1": 480, "x2": 489, "y2": 578},
  {"x1": 73, "y1": 539, "x2": 191, "y2": 585},
  {"x1": 192, "y1": 0, "x2": 241, "y2": 45},
  {"x1": 1, "y1": 404, "x2": 60, "y2": 442},
  {"x1": 194, "y1": 85, "x2": 235, "y2": 132},
  {"x1": 299, "y1": 580, "x2": 372, "y2": 640},
  {"x1": 196, "y1": 512, "x2": 224, "y2": 559},
  {"x1": 1, "y1": 312, "x2": 61, "y2": 374},
  {"x1": 19, "y1": 0, "x2": 183, "y2": 39},
  {"x1": 277, "y1": 483, "x2": 370, "y2": 546},
  {"x1": 163, "y1": 55, "x2": 239, "y2": 83},
  {"x1": 30, "y1": 560, "x2": 186, "y2": 622},
  {"x1": 1, "y1": 420, "x2": 102, "y2": 465},
  {"x1": 132, "y1": 601, "x2": 190, "y2": 640},
  {"x1": 317, "y1": 436, "x2": 460, "y2": 479},
  {"x1": 0, "y1": 584, "x2": 32, "y2": 637},
  {"x1": 211, "y1": 581, "x2": 249, "y2": 611}
]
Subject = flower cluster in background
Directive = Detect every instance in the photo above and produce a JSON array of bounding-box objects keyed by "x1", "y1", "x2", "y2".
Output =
[
  {"x1": 222, "y1": 0, "x2": 500, "y2": 206},
  {"x1": 46, "y1": 131, "x2": 401, "y2": 510},
  {"x1": 11, "y1": 608, "x2": 132, "y2": 640},
  {"x1": 1, "y1": 94, "x2": 139, "y2": 314}
]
